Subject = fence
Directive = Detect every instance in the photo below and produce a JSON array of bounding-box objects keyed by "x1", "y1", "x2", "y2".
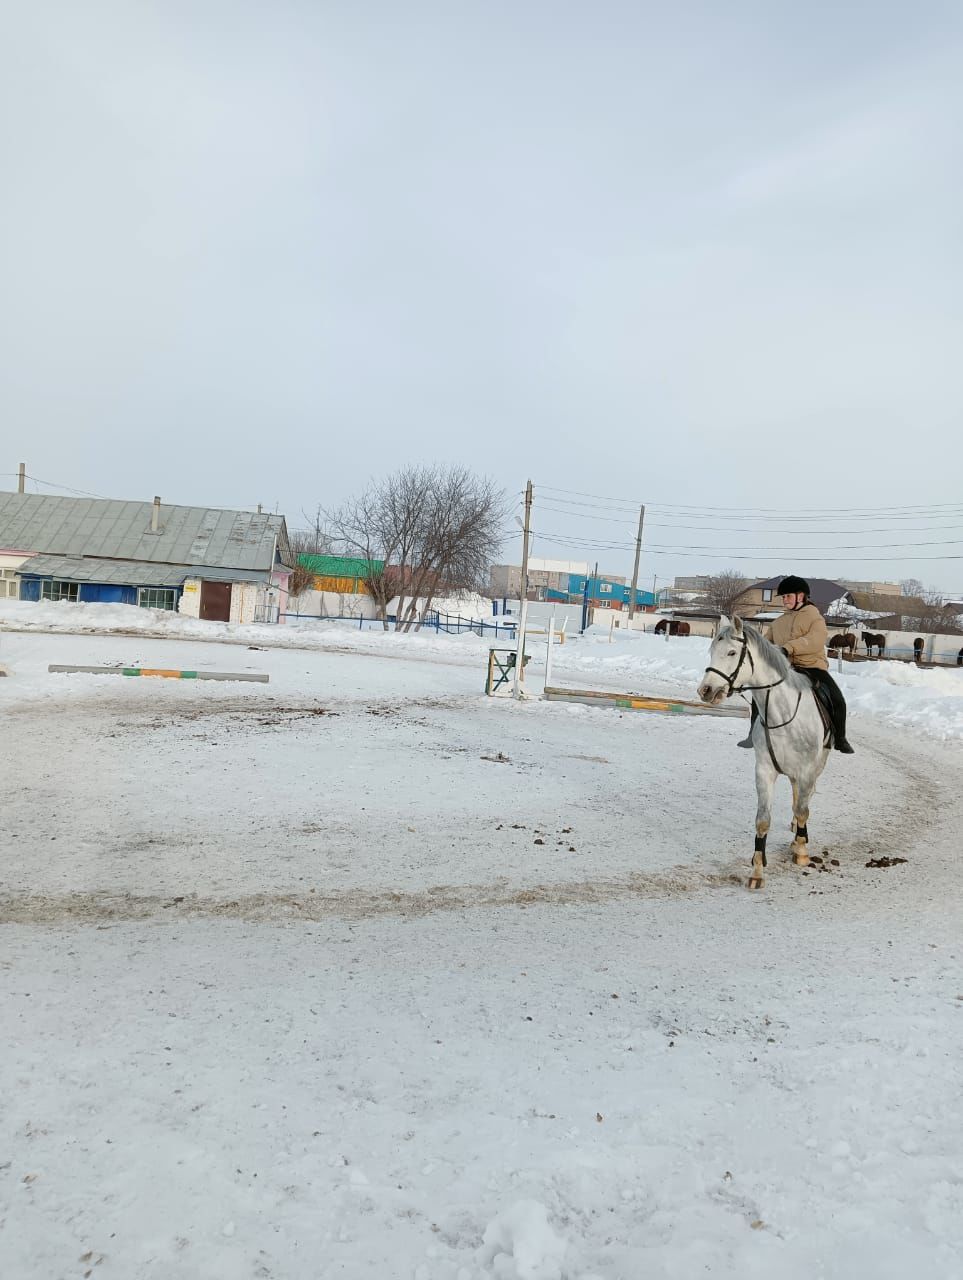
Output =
[
  {"x1": 422, "y1": 612, "x2": 518, "y2": 638},
  {"x1": 282, "y1": 613, "x2": 395, "y2": 630},
  {"x1": 279, "y1": 611, "x2": 518, "y2": 638}
]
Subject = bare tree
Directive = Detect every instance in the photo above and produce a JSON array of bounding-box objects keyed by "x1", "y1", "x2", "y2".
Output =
[
  {"x1": 326, "y1": 475, "x2": 427, "y2": 630},
  {"x1": 901, "y1": 587, "x2": 962, "y2": 634},
  {"x1": 703, "y1": 570, "x2": 753, "y2": 618},
  {"x1": 327, "y1": 466, "x2": 508, "y2": 631},
  {"x1": 286, "y1": 507, "x2": 334, "y2": 599}
]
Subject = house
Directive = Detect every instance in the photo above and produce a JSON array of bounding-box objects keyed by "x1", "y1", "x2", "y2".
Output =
[
  {"x1": 287, "y1": 553, "x2": 385, "y2": 620},
  {"x1": 0, "y1": 491, "x2": 292, "y2": 623},
  {"x1": 562, "y1": 572, "x2": 654, "y2": 611},
  {"x1": 490, "y1": 558, "x2": 590, "y2": 598},
  {"x1": 489, "y1": 558, "x2": 654, "y2": 611},
  {"x1": 298, "y1": 554, "x2": 383, "y2": 595},
  {"x1": 742, "y1": 576, "x2": 853, "y2": 617}
]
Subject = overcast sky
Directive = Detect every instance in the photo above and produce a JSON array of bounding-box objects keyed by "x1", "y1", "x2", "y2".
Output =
[{"x1": 2, "y1": 1, "x2": 962, "y2": 591}]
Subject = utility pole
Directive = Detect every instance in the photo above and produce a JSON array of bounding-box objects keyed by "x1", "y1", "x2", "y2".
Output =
[
  {"x1": 627, "y1": 504, "x2": 645, "y2": 622},
  {"x1": 18, "y1": 462, "x2": 26, "y2": 494},
  {"x1": 513, "y1": 479, "x2": 533, "y2": 698}
]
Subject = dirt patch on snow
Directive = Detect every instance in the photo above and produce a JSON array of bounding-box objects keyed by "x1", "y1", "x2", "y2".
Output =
[{"x1": 0, "y1": 867, "x2": 751, "y2": 925}]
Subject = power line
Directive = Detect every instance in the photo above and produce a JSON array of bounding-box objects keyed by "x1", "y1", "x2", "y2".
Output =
[
  {"x1": 539, "y1": 503, "x2": 963, "y2": 536},
  {"x1": 16, "y1": 473, "x2": 112, "y2": 500},
  {"x1": 647, "y1": 521, "x2": 963, "y2": 535},
  {"x1": 530, "y1": 530, "x2": 963, "y2": 561},
  {"x1": 543, "y1": 496, "x2": 963, "y2": 525},
  {"x1": 645, "y1": 537, "x2": 963, "y2": 552},
  {"x1": 537, "y1": 499, "x2": 642, "y2": 519},
  {"x1": 537, "y1": 483, "x2": 963, "y2": 517},
  {"x1": 533, "y1": 528, "x2": 963, "y2": 554}
]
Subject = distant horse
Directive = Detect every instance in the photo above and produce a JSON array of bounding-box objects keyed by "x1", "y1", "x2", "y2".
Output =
[
  {"x1": 654, "y1": 619, "x2": 690, "y2": 637},
  {"x1": 828, "y1": 632, "x2": 856, "y2": 657},
  {"x1": 913, "y1": 637, "x2": 925, "y2": 664},
  {"x1": 862, "y1": 631, "x2": 886, "y2": 659},
  {"x1": 698, "y1": 616, "x2": 831, "y2": 890}
]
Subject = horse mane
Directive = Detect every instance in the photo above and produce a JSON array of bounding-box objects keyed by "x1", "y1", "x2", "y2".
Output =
[{"x1": 717, "y1": 620, "x2": 795, "y2": 680}]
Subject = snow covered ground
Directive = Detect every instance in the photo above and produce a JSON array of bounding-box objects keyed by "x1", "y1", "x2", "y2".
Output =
[{"x1": 1, "y1": 606, "x2": 962, "y2": 1279}]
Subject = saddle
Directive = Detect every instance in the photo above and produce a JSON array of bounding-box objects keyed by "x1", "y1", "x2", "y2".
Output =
[{"x1": 810, "y1": 683, "x2": 835, "y2": 748}]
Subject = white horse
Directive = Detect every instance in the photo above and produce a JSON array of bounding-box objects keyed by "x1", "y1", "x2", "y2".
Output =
[{"x1": 697, "y1": 616, "x2": 830, "y2": 890}]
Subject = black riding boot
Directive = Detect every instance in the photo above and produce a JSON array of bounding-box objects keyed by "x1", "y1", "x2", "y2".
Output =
[
  {"x1": 737, "y1": 701, "x2": 757, "y2": 748},
  {"x1": 827, "y1": 681, "x2": 855, "y2": 753},
  {"x1": 805, "y1": 668, "x2": 855, "y2": 754}
]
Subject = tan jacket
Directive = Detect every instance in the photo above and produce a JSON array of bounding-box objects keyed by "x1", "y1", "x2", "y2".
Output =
[{"x1": 764, "y1": 603, "x2": 828, "y2": 671}]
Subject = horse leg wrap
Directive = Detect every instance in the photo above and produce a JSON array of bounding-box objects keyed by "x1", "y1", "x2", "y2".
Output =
[{"x1": 754, "y1": 834, "x2": 768, "y2": 867}]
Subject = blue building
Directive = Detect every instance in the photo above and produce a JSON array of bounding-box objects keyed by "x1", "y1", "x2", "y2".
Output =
[{"x1": 565, "y1": 573, "x2": 655, "y2": 609}]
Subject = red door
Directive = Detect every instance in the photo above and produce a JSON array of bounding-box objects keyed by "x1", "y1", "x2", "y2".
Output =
[{"x1": 199, "y1": 581, "x2": 232, "y2": 622}]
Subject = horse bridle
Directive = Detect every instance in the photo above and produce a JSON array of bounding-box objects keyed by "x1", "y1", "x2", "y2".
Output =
[{"x1": 703, "y1": 633, "x2": 775, "y2": 697}]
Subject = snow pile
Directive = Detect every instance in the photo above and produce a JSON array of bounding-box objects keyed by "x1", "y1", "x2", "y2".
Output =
[
  {"x1": 385, "y1": 591, "x2": 497, "y2": 622},
  {"x1": 826, "y1": 596, "x2": 886, "y2": 623},
  {"x1": 479, "y1": 1201, "x2": 568, "y2": 1280},
  {"x1": 428, "y1": 592, "x2": 497, "y2": 621},
  {"x1": 840, "y1": 654, "x2": 963, "y2": 741}
]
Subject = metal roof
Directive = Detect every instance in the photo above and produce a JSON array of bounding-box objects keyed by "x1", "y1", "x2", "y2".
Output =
[
  {"x1": 16, "y1": 555, "x2": 273, "y2": 587},
  {"x1": 298, "y1": 554, "x2": 384, "y2": 577},
  {"x1": 0, "y1": 491, "x2": 287, "y2": 571}
]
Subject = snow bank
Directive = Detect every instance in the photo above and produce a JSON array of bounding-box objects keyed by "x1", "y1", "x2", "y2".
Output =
[{"x1": 0, "y1": 599, "x2": 493, "y2": 664}]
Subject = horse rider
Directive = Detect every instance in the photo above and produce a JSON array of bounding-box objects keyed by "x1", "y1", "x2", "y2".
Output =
[{"x1": 737, "y1": 575, "x2": 855, "y2": 753}]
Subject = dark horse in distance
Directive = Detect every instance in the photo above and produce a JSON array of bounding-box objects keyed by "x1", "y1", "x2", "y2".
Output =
[{"x1": 862, "y1": 631, "x2": 886, "y2": 659}]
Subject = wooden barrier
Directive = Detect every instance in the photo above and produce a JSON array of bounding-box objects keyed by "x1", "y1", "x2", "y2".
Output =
[
  {"x1": 543, "y1": 685, "x2": 748, "y2": 717},
  {"x1": 48, "y1": 665, "x2": 269, "y2": 683},
  {"x1": 486, "y1": 649, "x2": 530, "y2": 696}
]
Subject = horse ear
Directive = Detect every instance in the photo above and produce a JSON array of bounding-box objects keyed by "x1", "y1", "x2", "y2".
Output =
[
  {"x1": 732, "y1": 615, "x2": 743, "y2": 636},
  {"x1": 715, "y1": 614, "x2": 730, "y2": 635}
]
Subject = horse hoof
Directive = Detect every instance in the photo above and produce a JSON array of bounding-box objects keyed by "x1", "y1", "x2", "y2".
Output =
[
  {"x1": 792, "y1": 850, "x2": 809, "y2": 867},
  {"x1": 748, "y1": 877, "x2": 764, "y2": 890}
]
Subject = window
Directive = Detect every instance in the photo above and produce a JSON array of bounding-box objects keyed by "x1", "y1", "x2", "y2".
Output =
[
  {"x1": 138, "y1": 587, "x2": 178, "y2": 611},
  {"x1": 41, "y1": 580, "x2": 79, "y2": 602},
  {"x1": 600, "y1": 582, "x2": 612, "y2": 594},
  {"x1": 762, "y1": 589, "x2": 773, "y2": 602},
  {"x1": 0, "y1": 568, "x2": 18, "y2": 599}
]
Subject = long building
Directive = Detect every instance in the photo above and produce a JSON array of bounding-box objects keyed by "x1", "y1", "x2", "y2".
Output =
[{"x1": 0, "y1": 490, "x2": 292, "y2": 623}]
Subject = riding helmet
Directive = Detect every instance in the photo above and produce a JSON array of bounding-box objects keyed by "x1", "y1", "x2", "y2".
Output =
[{"x1": 776, "y1": 575, "x2": 810, "y2": 596}]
